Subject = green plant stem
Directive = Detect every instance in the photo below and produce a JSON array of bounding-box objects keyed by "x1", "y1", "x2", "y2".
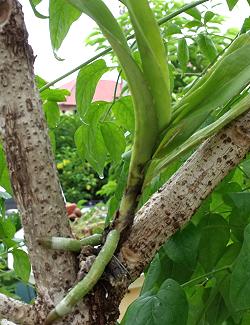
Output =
[
  {"x1": 39, "y1": 0, "x2": 209, "y2": 92},
  {"x1": 45, "y1": 229, "x2": 120, "y2": 324},
  {"x1": 38, "y1": 234, "x2": 102, "y2": 252},
  {"x1": 181, "y1": 265, "x2": 232, "y2": 288},
  {"x1": 153, "y1": 94, "x2": 250, "y2": 177},
  {"x1": 124, "y1": 0, "x2": 172, "y2": 131}
]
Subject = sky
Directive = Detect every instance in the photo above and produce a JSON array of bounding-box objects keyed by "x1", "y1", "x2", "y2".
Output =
[{"x1": 19, "y1": 0, "x2": 250, "y2": 87}]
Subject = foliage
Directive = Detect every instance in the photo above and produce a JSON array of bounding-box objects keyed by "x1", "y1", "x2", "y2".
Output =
[
  {"x1": 0, "y1": 189, "x2": 32, "y2": 298},
  {"x1": 54, "y1": 115, "x2": 106, "y2": 203}
]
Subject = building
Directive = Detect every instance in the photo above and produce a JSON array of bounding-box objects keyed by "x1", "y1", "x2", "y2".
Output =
[{"x1": 60, "y1": 79, "x2": 123, "y2": 113}]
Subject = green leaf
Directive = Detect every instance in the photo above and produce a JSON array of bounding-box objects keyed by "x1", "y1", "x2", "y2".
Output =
[
  {"x1": 49, "y1": 0, "x2": 81, "y2": 51},
  {"x1": 166, "y1": 23, "x2": 182, "y2": 36},
  {"x1": 100, "y1": 122, "x2": 126, "y2": 163},
  {"x1": 177, "y1": 38, "x2": 189, "y2": 73},
  {"x1": 0, "y1": 145, "x2": 12, "y2": 194},
  {"x1": 2, "y1": 219, "x2": 16, "y2": 239},
  {"x1": 12, "y1": 249, "x2": 31, "y2": 283},
  {"x1": 230, "y1": 224, "x2": 250, "y2": 311},
  {"x1": 186, "y1": 286, "x2": 205, "y2": 325},
  {"x1": 32, "y1": 0, "x2": 42, "y2": 5},
  {"x1": 223, "y1": 192, "x2": 250, "y2": 241},
  {"x1": 40, "y1": 88, "x2": 70, "y2": 102},
  {"x1": 241, "y1": 17, "x2": 250, "y2": 34},
  {"x1": 164, "y1": 223, "x2": 200, "y2": 270},
  {"x1": 185, "y1": 20, "x2": 203, "y2": 28},
  {"x1": 198, "y1": 214, "x2": 230, "y2": 271},
  {"x1": 76, "y1": 59, "x2": 109, "y2": 118},
  {"x1": 43, "y1": 101, "x2": 60, "y2": 129},
  {"x1": 112, "y1": 96, "x2": 135, "y2": 134},
  {"x1": 197, "y1": 33, "x2": 218, "y2": 62},
  {"x1": 75, "y1": 114, "x2": 107, "y2": 177},
  {"x1": 204, "y1": 11, "x2": 216, "y2": 24},
  {"x1": 121, "y1": 279, "x2": 188, "y2": 325},
  {"x1": 186, "y1": 7, "x2": 201, "y2": 20},
  {"x1": 226, "y1": 0, "x2": 239, "y2": 10}
]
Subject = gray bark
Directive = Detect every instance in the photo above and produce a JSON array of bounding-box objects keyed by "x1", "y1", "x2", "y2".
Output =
[{"x1": 0, "y1": 1, "x2": 87, "y2": 323}]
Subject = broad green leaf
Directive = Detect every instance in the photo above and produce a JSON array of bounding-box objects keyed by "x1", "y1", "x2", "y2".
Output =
[
  {"x1": 241, "y1": 17, "x2": 250, "y2": 34},
  {"x1": 197, "y1": 33, "x2": 218, "y2": 62},
  {"x1": 100, "y1": 122, "x2": 126, "y2": 163},
  {"x1": 226, "y1": 0, "x2": 239, "y2": 10},
  {"x1": 215, "y1": 244, "x2": 243, "y2": 324},
  {"x1": 177, "y1": 38, "x2": 189, "y2": 73},
  {"x1": 76, "y1": 59, "x2": 109, "y2": 118},
  {"x1": 198, "y1": 214, "x2": 230, "y2": 271},
  {"x1": 242, "y1": 312, "x2": 250, "y2": 324},
  {"x1": 204, "y1": 11, "x2": 216, "y2": 24},
  {"x1": 185, "y1": 20, "x2": 203, "y2": 28},
  {"x1": 32, "y1": 0, "x2": 42, "y2": 4},
  {"x1": 121, "y1": 279, "x2": 188, "y2": 325},
  {"x1": 230, "y1": 224, "x2": 250, "y2": 311},
  {"x1": 75, "y1": 123, "x2": 107, "y2": 177},
  {"x1": 40, "y1": 88, "x2": 70, "y2": 102},
  {"x1": 43, "y1": 101, "x2": 60, "y2": 129},
  {"x1": 205, "y1": 293, "x2": 229, "y2": 324},
  {"x1": 49, "y1": 0, "x2": 81, "y2": 51},
  {"x1": 112, "y1": 96, "x2": 135, "y2": 134},
  {"x1": 241, "y1": 155, "x2": 250, "y2": 177},
  {"x1": 13, "y1": 249, "x2": 31, "y2": 283},
  {"x1": 164, "y1": 223, "x2": 200, "y2": 270},
  {"x1": 166, "y1": 23, "x2": 182, "y2": 36},
  {"x1": 0, "y1": 145, "x2": 12, "y2": 194},
  {"x1": 35, "y1": 75, "x2": 47, "y2": 89},
  {"x1": 2, "y1": 219, "x2": 16, "y2": 239},
  {"x1": 186, "y1": 7, "x2": 201, "y2": 20},
  {"x1": 225, "y1": 192, "x2": 250, "y2": 241},
  {"x1": 186, "y1": 286, "x2": 205, "y2": 325}
]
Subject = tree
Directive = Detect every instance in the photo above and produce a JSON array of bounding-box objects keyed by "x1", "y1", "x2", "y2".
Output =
[{"x1": 0, "y1": 0, "x2": 250, "y2": 324}]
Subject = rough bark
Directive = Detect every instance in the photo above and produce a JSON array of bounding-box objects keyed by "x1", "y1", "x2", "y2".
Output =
[
  {"x1": 0, "y1": 1, "x2": 88, "y2": 323},
  {"x1": 119, "y1": 110, "x2": 250, "y2": 278},
  {"x1": 0, "y1": 0, "x2": 250, "y2": 325},
  {"x1": 0, "y1": 294, "x2": 36, "y2": 324}
]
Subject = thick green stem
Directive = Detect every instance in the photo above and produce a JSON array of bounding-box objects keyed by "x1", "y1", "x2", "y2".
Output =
[
  {"x1": 124, "y1": 0, "x2": 172, "y2": 131},
  {"x1": 39, "y1": 0, "x2": 209, "y2": 92},
  {"x1": 45, "y1": 229, "x2": 120, "y2": 324},
  {"x1": 153, "y1": 94, "x2": 250, "y2": 178},
  {"x1": 68, "y1": 0, "x2": 159, "y2": 232},
  {"x1": 38, "y1": 234, "x2": 102, "y2": 252}
]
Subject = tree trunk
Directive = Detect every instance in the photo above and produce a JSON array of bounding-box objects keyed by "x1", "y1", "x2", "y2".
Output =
[
  {"x1": 0, "y1": 1, "x2": 250, "y2": 324},
  {"x1": 0, "y1": 0, "x2": 88, "y2": 323}
]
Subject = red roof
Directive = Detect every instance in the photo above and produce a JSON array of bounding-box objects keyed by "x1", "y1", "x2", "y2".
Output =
[{"x1": 61, "y1": 79, "x2": 122, "y2": 106}]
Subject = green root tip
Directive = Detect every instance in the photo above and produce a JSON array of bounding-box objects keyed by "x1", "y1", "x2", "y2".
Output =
[{"x1": 45, "y1": 309, "x2": 60, "y2": 325}]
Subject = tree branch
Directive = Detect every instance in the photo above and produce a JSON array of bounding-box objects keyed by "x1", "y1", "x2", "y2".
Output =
[
  {"x1": 0, "y1": 293, "x2": 36, "y2": 325},
  {"x1": 119, "y1": 109, "x2": 250, "y2": 278}
]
